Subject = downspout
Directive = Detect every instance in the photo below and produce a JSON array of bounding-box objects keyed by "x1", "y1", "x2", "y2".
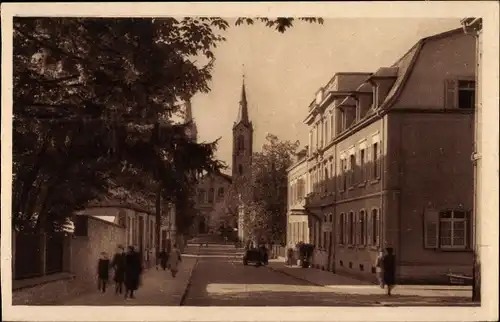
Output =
[{"x1": 332, "y1": 146, "x2": 337, "y2": 273}]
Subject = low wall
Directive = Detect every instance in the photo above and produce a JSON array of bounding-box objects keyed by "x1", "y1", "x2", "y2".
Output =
[{"x1": 71, "y1": 216, "x2": 126, "y2": 283}]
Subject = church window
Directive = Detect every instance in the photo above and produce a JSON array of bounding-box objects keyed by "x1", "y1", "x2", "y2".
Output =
[
  {"x1": 238, "y1": 164, "x2": 244, "y2": 175},
  {"x1": 237, "y1": 135, "x2": 245, "y2": 152}
]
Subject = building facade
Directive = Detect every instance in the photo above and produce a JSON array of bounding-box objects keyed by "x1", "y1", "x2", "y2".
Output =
[
  {"x1": 292, "y1": 28, "x2": 476, "y2": 283},
  {"x1": 286, "y1": 147, "x2": 309, "y2": 247}
]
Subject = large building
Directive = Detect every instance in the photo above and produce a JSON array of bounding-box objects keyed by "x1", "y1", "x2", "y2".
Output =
[
  {"x1": 286, "y1": 147, "x2": 309, "y2": 247},
  {"x1": 190, "y1": 78, "x2": 254, "y2": 237},
  {"x1": 287, "y1": 27, "x2": 476, "y2": 283}
]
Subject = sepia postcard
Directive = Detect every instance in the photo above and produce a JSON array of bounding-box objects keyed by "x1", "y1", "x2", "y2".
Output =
[{"x1": 1, "y1": 2, "x2": 499, "y2": 322}]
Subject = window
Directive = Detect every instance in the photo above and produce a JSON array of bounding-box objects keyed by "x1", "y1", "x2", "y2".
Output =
[
  {"x1": 348, "y1": 211, "x2": 355, "y2": 245},
  {"x1": 330, "y1": 113, "x2": 334, "y2": 140},
  {"x1": 359, "y1": 210, "x2": 366, "y2": 245},
  {"x1": 349, "y1": 154, "x2": 356, "y2": 187},
  {"x1": 323, "y1": 231, "x2": 328, "y2": 249},
  {"x1": 342, "y1": 159, "x2": 347, "y2": 191},
  {"x1": 360, "y1": 148, "x2": 366, "y2": 183},
  {"x1": 458, "y1": 80, "x2": 475, "y2": 109},
  {"x1": 339, "y1": 213, "x2": 345, "y2": 245},
  {"x1": 424, "y1": 210, "x2": 470, "y2": 249},
  {"x1": 325, "y1": 118, "x2": 329, "y2": 144},
  {"x1": 208, "y1": 188, "x2": 214, "y2": 203},
  {"x1": 370, "y1": 208, "x2": 380, "y2": 246},
  {"x1": 217, "y1": 187, "x2": 225, "y2": 200},
  {"x1": 238, "y1": 164, "x2": 243, "y2": 175},
  {"x1": 372, "y1": 142, "x2": 380, "y2": 179},
  {"x1": 324, "y1": 168, "x2": 329, "y2": 193}
]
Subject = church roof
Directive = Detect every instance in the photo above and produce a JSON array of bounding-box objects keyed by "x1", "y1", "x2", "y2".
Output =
[{"x1": 234, "y1": 77, "x2": 251, "y2": 127}]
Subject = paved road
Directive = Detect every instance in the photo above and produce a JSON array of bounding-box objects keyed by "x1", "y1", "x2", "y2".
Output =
[
  {"x1": 183, "y1": 244, "x2": 370, "y2": 306},
  {"x1": 182, "y1": 244, "x2": 475, "y2": 307}
]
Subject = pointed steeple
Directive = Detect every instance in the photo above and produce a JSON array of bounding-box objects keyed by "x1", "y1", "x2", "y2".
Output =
[
  {"x1": 235, "y1": 74, "x2": 249, "y2": 125},
  {"x1": 183, "y1": 96, "x2": 198, "y2": 142}
]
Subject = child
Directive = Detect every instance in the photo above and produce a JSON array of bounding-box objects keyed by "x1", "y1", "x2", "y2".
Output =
[{"x1": 97, "y1": 251, "x2": 110, "y2": 293}]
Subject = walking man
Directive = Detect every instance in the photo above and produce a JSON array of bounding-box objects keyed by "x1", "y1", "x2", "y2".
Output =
[{"x1": 382, "y1": 247, "x2": 396, "y2": 296}]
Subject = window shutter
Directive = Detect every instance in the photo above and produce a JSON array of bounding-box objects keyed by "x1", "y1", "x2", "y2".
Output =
[
  {"x1": 424, "y1": 208, "x2": 439, "y2": 249},
  {"x1": 444, "y1": 79, "x2": 458, "y2": 109}
]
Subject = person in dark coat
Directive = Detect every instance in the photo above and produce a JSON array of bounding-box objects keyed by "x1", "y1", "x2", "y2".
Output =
[
  {"x1": 111, "y1": 245, "x2": 126, "y2": 294},
  {"x1": 124, "y1": 246, "x2": 142, "y2": 299},
  {"x1": 158, "y1": 248, "x2": 168, "y2": 271},
  {"x1": 97, "y1": 252, "x2": 110, "y2": 293},
  {"x1": 382, "y1": 247, "x2": 396, "y2": 296}
]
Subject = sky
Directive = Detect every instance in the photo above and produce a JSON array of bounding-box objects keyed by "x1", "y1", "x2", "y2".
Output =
[{"x1": 190, "y1": 18, "x2": 462, "y2": 174}]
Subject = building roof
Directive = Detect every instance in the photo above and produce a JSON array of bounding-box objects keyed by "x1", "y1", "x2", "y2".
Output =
[
  {"x1": 378, "y1": 27, "x2": 465, "y2": 111},
  {"x1": 199, "y1": 171, "x2": 233, "y2": 184}
]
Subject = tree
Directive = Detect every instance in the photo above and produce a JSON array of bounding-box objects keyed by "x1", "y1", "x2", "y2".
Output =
[
  {"x1": 238, "y1": 134, "x2": 300, "y2": 243},
  {"x1": 12, "y1": 17, "x2": 322, "y2": 235}
]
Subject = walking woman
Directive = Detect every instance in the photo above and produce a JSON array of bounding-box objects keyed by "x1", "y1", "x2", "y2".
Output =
[
  {"x1": 382, "y1": 247, "x2": 396, "y2": 296},
  {"x1": 124, "y1": 246, "x2": 142, "y2": 299},
  {"x1": 111, "y1": 245, "x2": 126, "y2": 294},
  {"x1": 167, "y1": 244, "x2": 182, "y2": 278}
]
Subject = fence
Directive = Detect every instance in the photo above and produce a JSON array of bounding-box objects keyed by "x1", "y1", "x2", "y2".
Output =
[{"x1": 14, "y1": 232, "x2": 68, "y2": 280}]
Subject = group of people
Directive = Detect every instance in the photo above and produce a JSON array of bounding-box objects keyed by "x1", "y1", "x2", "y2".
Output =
[
  {"x1": 97, "y1": 245, "x2": 142, "y2": 299},
  {"x1": 157, "y1": 244, "x2": 183, "y2": 278},
  {"x1": 375, "y1": 247, "x2": 396, "y2": 296}
]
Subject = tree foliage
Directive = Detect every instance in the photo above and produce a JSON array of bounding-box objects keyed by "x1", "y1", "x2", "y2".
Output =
[
  {"x1": 238, "y1": 134, "x2": 300, "y2": 243},
  {"x1": 12, "y1": 17, "x2": 322, "y2": 233}
]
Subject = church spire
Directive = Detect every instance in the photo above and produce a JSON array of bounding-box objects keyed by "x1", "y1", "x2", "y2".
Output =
[
  {"x1": 235, "y1": 74, "x2": 249, "y2": 125},
  {"x1": 183, "y1": 96, "x2": 198, "y2": 142}
]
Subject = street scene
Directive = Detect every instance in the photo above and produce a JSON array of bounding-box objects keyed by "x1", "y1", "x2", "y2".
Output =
[{"x1": 5, "y1": 11, "x2": 486, "y2": 310}]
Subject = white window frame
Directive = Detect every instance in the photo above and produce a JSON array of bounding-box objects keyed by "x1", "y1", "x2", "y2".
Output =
[
  {"x1": 439, "y1": 210, "x2": 468, "y2": 249},
  {"x1": 348, "y1": 211, "x2": 355, "y2": 245},
  {"x1": 370, "y1": 208, "x2": 380, "y2": 247}
]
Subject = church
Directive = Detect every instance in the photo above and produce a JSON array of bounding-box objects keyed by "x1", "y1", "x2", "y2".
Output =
[{"x1": 187, "y1": 78, "x2": 254, "y2": 237}]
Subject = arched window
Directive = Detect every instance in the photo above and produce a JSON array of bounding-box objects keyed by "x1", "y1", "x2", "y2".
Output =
[
  {"x1": 359, "y1": 210, "x2": 366, "y2": 245},
  {"x1": 237, "y1": 135, "x2": 245, "y2": 152},
  {"x1": 348, "y1": 211, "x2": 355, "y2": 245},
  {"x1": 324, "y1": 168, "x2": 329, "y2": 192},
  {"x1": 238, "y1": 164, "x2": 243, "y2": 175}
]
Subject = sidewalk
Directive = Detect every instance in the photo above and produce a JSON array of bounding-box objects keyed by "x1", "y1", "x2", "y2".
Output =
[
  {"x1": 60, "y1": 256, "x2": 198, "y2": 306},
  {"x1": 267, "y1": 259, "x2": 478, "y2": 306}
]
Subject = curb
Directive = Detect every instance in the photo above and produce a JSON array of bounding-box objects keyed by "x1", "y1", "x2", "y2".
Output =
[{"x1": 178, "y1": 249, "x2": 200, "y2": 306}]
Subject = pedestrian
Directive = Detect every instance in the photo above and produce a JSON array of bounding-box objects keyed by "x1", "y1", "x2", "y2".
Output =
[
  {"x1": 374, "y1": 250, "x2": 385, "y2": 289},
  {"x1": 124, "y1": 246, "x2": 142, "y2": 299},
  {"x1": 158, "y1": 248, "x2": 168, "y2": 271},
  {"x1": 111, "y1": 245, "x2": 126, "y2": 294},
  {"x1": 167, "y1": 244, "x2": 182, "y2": 278},
  {"x1": 382, "y1": 247, "x2": 396, "y2": 296},
  {"x1": 97, "y1": 251, "x2": 110, "y2": 293}
]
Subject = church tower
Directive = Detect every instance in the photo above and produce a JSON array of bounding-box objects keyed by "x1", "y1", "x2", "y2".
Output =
[
  {"x1": 232, "y1": 76, "x2": 253, "y2": 194},
  {"x1": 183, "y1": 96, "x2": 198, "y2": 142}
]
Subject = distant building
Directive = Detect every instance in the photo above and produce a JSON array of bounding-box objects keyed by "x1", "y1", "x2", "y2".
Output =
[
  {"x1": 286, "y1": 147, "x2": 309, "y2": 247},
  {"x1": 289, "y1": 27, "x2": 476, "y2": 283}
]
